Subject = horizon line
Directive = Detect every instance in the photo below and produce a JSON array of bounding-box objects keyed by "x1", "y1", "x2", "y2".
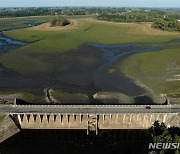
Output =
[{"x1": 1, "y1": 6, "x2": 180, "y2": 9}]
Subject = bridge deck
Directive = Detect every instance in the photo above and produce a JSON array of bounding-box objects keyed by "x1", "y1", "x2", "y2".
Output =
[{"x1": 0, "y1": 105, "x2": 179, "y2": 114}]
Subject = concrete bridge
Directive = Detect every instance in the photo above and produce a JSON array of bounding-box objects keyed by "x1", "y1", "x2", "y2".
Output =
[{"x1": 0, "y1": 105, "x2": 179, "y2": 135}]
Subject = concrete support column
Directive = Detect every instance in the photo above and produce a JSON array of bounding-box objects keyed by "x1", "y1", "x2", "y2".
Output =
[
  {"x1": 150, "y1": 114, "x2": 152, "y2": 123},
  {"x1": 156, "y1": 114, "x2": 160, "y2": 121},
  {"x1": 75, "y1": 114, "x2": 80, "y2": 123},
  {"x1": 103, "y1": 114, "x2": 105, "y2": 123},
  {"x1": 96, "y1": 114, "x2": 98, "y2": 135},
  {"x1": 163, "y1": 114, "x2": 167, "y2": 123},
  {"x1": 129, "y1": 114, "x2": 132, "y2": 123},
  {"x1": 137, "y1": 113, "x2": 140, "y2": 121},
  {"x1": 53, "y1": 114, "x2": 57, "y2": 122},
  {"x1": 24, "y1": 114, "x2": 29, "y2": 124},
  {"x1": 80, "y1": 113, "x2": 82, "y2": 123},
  {"x1": 60, "y1": 114, "x2": 63, "y2": 123},
  {"x1": 43, "y1": 114, "x2": 48, "y2": 125},
  {"x1": 116, "y1": 114, "x2": 118, "y2": 124},
  {"x1": 17, "y1": 114, "x2": 22, "y2": 125},
  {"x1": 29, "y1": 113, "x2": 34, "y2": 123},
  {"x1": 87, "y1": 121, "x2": 89, "y2": 135},
  {"x1": 66, "y1": 114, "x2": 69, "y2": 124},
  {"x1": 73, "y1": 114, "x2": 76, "y2": 121},
  {"x1": 49, "y1": 114, "x2": 54, "y2": 126},
  {"x1": 123, "y1": 114, "x2": 126, "y2": 123},
  {"x1": 143, "y1": 114, "x2": 146, "y2": 128},
  {"x1": 36, "y1": 113, "x2": 41, "y2": 124},
  {"x1": 56, "y1": 114, "x2": 61, "y2": 124},
  {"x1": 69, "y1": 114, "x2": 74, "y2": 127},
  {"x1": 110, "y1": 114, "x2": 112, "y2": 124}
]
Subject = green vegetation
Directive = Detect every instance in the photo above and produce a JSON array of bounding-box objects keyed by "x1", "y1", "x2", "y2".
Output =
[
  {"x1": 22, "y1": 92, "x2": 44, "y2": 103},
  {"x1": 0, "y1": 114, "x2": 5, "y2": 122},
  {"x1": 52, "y1": 90, "x2": 87, "y2": 99},
  {"x1": 0, "y1": 7, "x2": 87, "y2": 18},
  {"x1": 108, "y1": 68, "x2": 116, "y2": 74},
  {"x1": 50, "y1": 16, "x2": 70, "y2": 27},
  {"x1": 0, "y1": 16, "x2": 180, "y2": 100},
  {"x1": 0, "y1": 90, "x2": 43, "y2": 103},
  {"x1": 97, "y1": 10, "x2": 165, "y2": 22},
  {"x1": 0, "y1": 90, "x2": 18, "y2": 95},
  {"x1": 121, "y1": 48, "x2": 180, "y2": 97},
  {"x1": 149, "y1": 121, "x2": 180, "y2": 154},
  {"x1": 152, "y1": 18, "x2": 180, "y2": 32},
  {"x1": 0, "y1": 16, "x2": 50, "y2": 31},
  {"x1": 97, "y1": 10, "x2": 180, "y2": 32},
  {"x1": 1, "y1": 18, "x2": 180, "y2": 78},
  {"x1": 52, "y1": 89, "x2": 88, "y2": 104}
]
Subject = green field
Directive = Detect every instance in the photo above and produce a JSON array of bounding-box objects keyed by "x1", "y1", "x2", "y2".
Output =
[
  {"x1": 51, "y1": 89, "x2": 89, "y2": 104},
  {"x1": 0, "y1": 16, "x2": 51, "y2": 31},
  {"x1": 0, "y1": 16, "x2": 180, "y2": 102},
  {"x1": 0, "y1": 114, "x2": 5, "y2": 122},
  {"x1": 1, "y1": 18, "x2": 180, "y2": 76},
  {"x1": 121, "y1": 48, "x2": 180, "y2": 98}
]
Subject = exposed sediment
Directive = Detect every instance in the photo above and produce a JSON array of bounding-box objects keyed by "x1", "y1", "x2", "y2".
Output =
[
  {"x1": 0, "y1": 94, "x2": 23, "y2": 104},
  {"x1": 44, "y1": 88, "x2": 59, "y2": 103}
]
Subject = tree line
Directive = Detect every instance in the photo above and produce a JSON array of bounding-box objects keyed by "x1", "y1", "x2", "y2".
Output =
[
  {"x1": 97, "y1": 10, "x2": 180, "y2": 32},
  {"x1": 0, "y1": 8, "x2": 86, "y2": 18},
  {"x1": 0, "y1": 7, "x2": 129, "y2": 18},
  {"x1": 1, "y1": 8, "x2": 180, "y2": 32},
  {"x1": 97, "y1": 10, "x2": 165, "y2": 22},
  {"x1": 152, "y1": 18, "x2": 180, "y2": 32}
]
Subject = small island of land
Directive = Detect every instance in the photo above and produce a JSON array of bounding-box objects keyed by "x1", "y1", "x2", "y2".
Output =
[{"x1": 50, "y1": 16, "x2": 70, "y2": 27}]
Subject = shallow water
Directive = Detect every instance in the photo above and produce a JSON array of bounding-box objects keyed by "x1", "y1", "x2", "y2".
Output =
[
  {"x1": 0, "y1": 21, "x2": 40, "y2": 54},
  {"x1": 28, "y1": 21, "x2": 38, "y2": 27},
  {"x1": 0, "y1": 35, "x2": 26, "y2": 45},
  {"x1": 0, "y1": 32, "x2": 27, "y2": 55},
  {"x1": 0, "y1": 32, "x2": 26, "y2": 54}
]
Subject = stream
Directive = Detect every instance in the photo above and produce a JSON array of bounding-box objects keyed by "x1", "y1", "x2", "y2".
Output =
[
  {"x1": 0, "y1": 21, "x2": 40, "y2": 54},
  {"x1": 88, "y1": 42, "x2": 164, "y2": 82},
  {"x1": 0, "y1": 31, "x2": 27, "y2": 54}
]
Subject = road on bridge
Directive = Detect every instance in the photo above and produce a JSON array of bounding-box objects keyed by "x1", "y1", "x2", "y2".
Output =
[{"x1": 0, "y1": 105, "x2": 179, "y2": 114}]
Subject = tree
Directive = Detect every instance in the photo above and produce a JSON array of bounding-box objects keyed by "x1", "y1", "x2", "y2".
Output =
[
  {"x1": 149, "y1": 121, "x2": 180, "y2": 154},
  {"x1": 152, "y1": 18, "x2": 180, "y2": 32},
  {"x1": 50, "y1": 16, "x2": 70, "y2": 27}
]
